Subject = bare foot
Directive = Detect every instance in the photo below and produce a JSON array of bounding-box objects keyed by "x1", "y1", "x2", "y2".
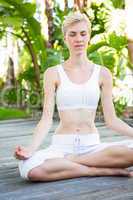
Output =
[
  {"x1": 65, "y1": 154, "x2": 131, "y2": 177},
  {"x1": 91, "y1": 167, "x2": 130, "y2": 177},
  {"x1": 128, "y1": 171, "x2": 133, "y2": 177}
]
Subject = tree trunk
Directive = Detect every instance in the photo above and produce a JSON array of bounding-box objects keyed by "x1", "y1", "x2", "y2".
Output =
[
  {"x1": 64, "y1": 0, "x2": 68, "y2": 10},
  {"x1": 21, "y1": 27, "x2": 41, "y2": 91},
  {"x1": 84, "y1": 0, "x2": 92, "y2": 8},
  {"x1": 5, "y1": 57, "x2": 16, "y2": 87},
  {"x1": 83, "y1": 0, "x2": 88, "y2": 7},
  {"x1": 73, "y1": 0, "x2": 92, "y2": 12},
  {"x1": 74, "y1": 0, "x2": 83, "y2": 11},
  {"x1": 128, "y1": 41, "x2": 133, "y2": 64},
  {"x1": 45, "y1": 0, "x2": 54, "y2": 48}
]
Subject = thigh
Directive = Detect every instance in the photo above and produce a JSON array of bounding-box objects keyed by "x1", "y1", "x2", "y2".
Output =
[
  {"x1": 35, "y1": 158, "x2": 84, "y2": 173},
  {"x1": 28, "y1": 157, "x2": 89, "y2": 180},
  {"x1": 66, "y1": 145, "x2": 133, "y2": 168}
]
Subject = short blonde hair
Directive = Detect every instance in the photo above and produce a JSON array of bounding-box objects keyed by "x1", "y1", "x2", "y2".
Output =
[{"x1": 62, "y1": 11, "x2": 91, "y2": 36}]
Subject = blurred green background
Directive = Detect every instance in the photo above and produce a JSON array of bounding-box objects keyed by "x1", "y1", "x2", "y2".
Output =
[{"x1": 0, "y1": 0, "x2": 132, "y2": 120}]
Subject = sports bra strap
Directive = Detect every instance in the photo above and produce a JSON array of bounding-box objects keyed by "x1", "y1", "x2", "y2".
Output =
[
  {"x1": 57, "y1": 64, "x2": 101, "y2": 86},
  {"x1": 57, "y1": 64, "x2": 69, "y2": 84}
]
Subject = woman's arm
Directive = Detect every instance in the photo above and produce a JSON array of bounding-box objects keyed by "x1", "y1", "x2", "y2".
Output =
[
  {"x1": 28, "y1": 67, "x2": 57, "y2": 152},
  {"x1": 100, "y1": 67, "x2": 133, "y2": 138},
  {"x1": 15, "y1": 67, "x2": 57, "y2": 159}
]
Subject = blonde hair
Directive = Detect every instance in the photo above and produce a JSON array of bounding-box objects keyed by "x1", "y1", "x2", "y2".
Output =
[{"x1": 62, "y1": 11, "x2": 91, "y2": 36}]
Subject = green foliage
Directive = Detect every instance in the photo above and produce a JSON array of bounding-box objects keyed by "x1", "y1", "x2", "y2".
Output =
[
  {"x1": 91, "y1": 2, "x2": 110, "y2": 36},
  {"x1": 88, "y1": 32, "x2": 128, "y2": 75},
  {"x1": 0, "y1": 77, "x2": 4, "y2": 89},
  {"x1": 18, "y1": 48, "x2": 32, "y2": 71},
  {"x1": 26, "y1": 90, "x2": 42, "y2": 108},
  {"x1": 0, "y1": 28, "x2": 5, "y2": 39},
  {"x1": 4, "y1": 88, "x2": 17, "y2": 105},
  {"x1": 44, "y1": 48, "x2": 62, "y2": 68},
  {"x1": 0, "y1": 0, "x2": 131, "y2": 117},
  {"x1": 18, "y1": 67, "x2": 36, "y2": 83},
  {"x1": 52, "y1": 3, "x2": 72, "y2": 46},
  {"x1": 0, "y1": 0, "x2": 46, "y2": 69},
  {"x1": 110, "y1": 0, "x2": 125, "y2": 9},
  {"x1": 88, "y1": 41, "x2": 107, "y2": 53},
  {"x1": 107, "y1": 32, "x2": 127, "y2": 51},
  {"x1": 0, "y1": 107, "x2": 30, "y2": 120},
  {"x1": 0, "y1": 16, "x2": 23, "y2": 27},
  {"x1": 114, "y1": 97, "x2": 128, "y2": 117},
  {"x1": 88, "y1": 47, "x2": 116, "y2": 72}
]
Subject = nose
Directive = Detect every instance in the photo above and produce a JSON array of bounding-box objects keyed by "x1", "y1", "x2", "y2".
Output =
[{"x1": 75, "y1": 34, "x2": 83, "y2": 42}]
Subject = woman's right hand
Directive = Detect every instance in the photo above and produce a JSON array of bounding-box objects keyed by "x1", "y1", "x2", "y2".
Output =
[{"x1": 14, "y1": 146, "x2": 34, "y2": 160}]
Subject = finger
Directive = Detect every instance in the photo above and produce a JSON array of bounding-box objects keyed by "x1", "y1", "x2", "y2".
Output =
[
  {"x1": 14, "y1": 153, "x2": 20, "y2": 159},
  {"x1": 15, "y1": 145, "x2": 20, "y2": 149},
  {"x1": 15, "y1": 146, "x2": 21, "y2": 152},
  {"x1": 16, "y1": 151, "x2": 29, "y2": 159},
  {"x1": 15, "y1": 154, "x2": 25, "y2": 160},
  {"x1": 15, "y1": 150, "x2": 24, "y2": 157},
  {"x1": 17, "y1": 156, "x2": 28, "y2": 160}
]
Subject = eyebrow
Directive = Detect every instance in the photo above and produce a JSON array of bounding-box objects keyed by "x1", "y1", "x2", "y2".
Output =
[{"x1": 69, "y1": 30, "x2": 87, "y2": 34}]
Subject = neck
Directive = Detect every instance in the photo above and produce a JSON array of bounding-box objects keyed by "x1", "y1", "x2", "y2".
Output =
[{"x1": 67, "y1": 52, "x2": 90, "y2": 68}]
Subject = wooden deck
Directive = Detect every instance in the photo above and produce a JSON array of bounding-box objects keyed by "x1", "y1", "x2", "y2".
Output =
[{"x1": 0, "y1": 118, "x2": 133, "y2": 200}]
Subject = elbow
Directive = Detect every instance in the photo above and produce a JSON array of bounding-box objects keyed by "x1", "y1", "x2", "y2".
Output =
[
  {"x1": 105, "y1": 117, "x2": 116, "y2": 128},
  {"x1": 105, "y1": 121, "x2": 112, "y2": 128},
  {"x1": 41, "y1": 111, "x2": 53, "y2": 123},
  {"x1": 39, "y1": 115, "x2": 53, "y2": 127},
  {"x1": 105, "y1": 119, "x2": 113, "y2": 128}
]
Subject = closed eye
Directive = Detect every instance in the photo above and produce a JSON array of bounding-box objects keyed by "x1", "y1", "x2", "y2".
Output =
[
  {"x1": 69, "y1": 31, "x2": 87, "y2": 37},
  {"x1": 69, "y1": 32, "x2": 76, "y2": 37},
  {"x1": 81, "y1": 32, "x2": 87, "y2": 36}
]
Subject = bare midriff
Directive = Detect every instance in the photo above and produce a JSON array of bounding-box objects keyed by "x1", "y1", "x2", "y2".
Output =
[{"x1": 54, "y1": 108, "x2": 98, "y2": 135}]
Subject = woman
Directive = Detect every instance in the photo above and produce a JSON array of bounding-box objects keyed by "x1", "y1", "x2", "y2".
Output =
[{"x1": 15, "y1": 12, "x2": 133, "y2": 181}]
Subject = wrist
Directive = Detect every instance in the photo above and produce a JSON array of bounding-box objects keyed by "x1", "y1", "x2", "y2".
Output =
[{"x1": 28, "y1": 145, "x2": 37, "y2": 153}]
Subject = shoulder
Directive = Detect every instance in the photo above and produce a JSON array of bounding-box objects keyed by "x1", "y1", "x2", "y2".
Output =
[
  {"x1": 44, "y1": 65, "x2": 59, "y2": 77},
  {"x1": 43, "y1": 65, "x2": 60, "y2": 83},
  {"x1": 96, "y1": 64, "x2": 113, "y2": 87}
]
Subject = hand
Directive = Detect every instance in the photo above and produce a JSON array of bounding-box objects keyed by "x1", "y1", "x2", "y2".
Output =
[{"x1": 14, "y1": 146, "x2": 33, "y2": 160}]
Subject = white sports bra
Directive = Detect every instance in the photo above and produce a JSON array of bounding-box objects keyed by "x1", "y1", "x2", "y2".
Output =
[{"x1": 55, "y1": 64, "x2": 101, "y2": 111}]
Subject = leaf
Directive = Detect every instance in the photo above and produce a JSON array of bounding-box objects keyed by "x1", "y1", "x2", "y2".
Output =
[
  {"x1": 0, "y1": 29, "x2": 5, "y2": 38},
  {"x1": 108, "y1": 32, "x2": 127, "y2": 51},
  {"x1": 45, "y1": 48, "x2": 62, "y2": 68},
  {"x1": 0, "y1": 0, "x2": 36, "y2": 18},
  {"x1": 26, "y1": 17, "x2": 41, "y2": 36},
  {"x1": 89, "y1": 48, "x2": 116, "y2": 71},
  {"x1": 0, "y1": 0, "x2": 11, "y2": 7},
  {"x1": 88, "y1": 41, "x2": 107, "y2": 53},
  {"x1": 0, "y1": 16, "x2": 22, "y2": 27},
  {"x1": 19, "y1": 3, "x2": 36, "y2": 18},
  {"x1": 110, "y1": 0, "x2": 125, "y2": 9}
]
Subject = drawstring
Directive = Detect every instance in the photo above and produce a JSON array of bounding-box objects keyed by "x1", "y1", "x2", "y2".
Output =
[{"x1": 73, "y1": 134, "x2": 80, "y2": 154}]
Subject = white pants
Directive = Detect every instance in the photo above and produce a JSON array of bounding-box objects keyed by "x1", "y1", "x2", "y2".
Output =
[{"x1": 18, "y1": 133, "x2": 133, "y2": 180}]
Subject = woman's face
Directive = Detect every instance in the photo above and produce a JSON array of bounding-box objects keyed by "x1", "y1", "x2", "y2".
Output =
[{"x1": 64, "y1": 20, "x2": 90, "y2": 55}]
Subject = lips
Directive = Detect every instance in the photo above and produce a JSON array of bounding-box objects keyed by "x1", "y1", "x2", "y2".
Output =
[{"x1": 74, "y1": 45, "x2": 84, "y2": 48}]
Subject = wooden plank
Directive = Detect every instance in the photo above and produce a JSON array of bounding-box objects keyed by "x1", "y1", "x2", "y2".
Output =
[{"x1": 0, "y1": 119, "x2": 133, "y2": 200}]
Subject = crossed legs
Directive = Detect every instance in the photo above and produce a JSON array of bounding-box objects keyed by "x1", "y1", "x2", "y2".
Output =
[
  {"x1": 28, "y1": 158, "x2": 130, "y2": 182},
  {"x1": 28, "y1": 145, "x2": 133, "y2": 181},
  {"x1": 66, "y1": 145, "x2": 133, "y2": 168}
]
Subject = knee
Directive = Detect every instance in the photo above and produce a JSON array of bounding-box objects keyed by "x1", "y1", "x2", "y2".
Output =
[
  {"x1": 28, "y1": 167, "x2": 48, "y2": 181},
  {"x1": 28, "y1": 168, "x2": 41, "y2": 181}
]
